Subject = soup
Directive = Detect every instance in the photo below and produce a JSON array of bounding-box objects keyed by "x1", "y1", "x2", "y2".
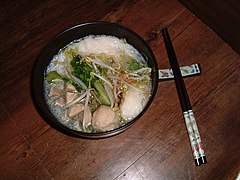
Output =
[{"x1": 44, "y1": 35, "x2": 152, "y2": 133}]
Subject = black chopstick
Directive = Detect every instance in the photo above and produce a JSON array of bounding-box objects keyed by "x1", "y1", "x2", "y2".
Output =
[{"x1": 161, "y1": 28, "x2": 207, "y2": 166}]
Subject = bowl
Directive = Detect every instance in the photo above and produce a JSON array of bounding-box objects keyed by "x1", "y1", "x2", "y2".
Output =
[{"x1": 31, "y1": 21, "x2": 158, "y2": 138}]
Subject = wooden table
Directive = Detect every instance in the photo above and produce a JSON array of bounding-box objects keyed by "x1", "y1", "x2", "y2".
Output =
[{"x1": 1, "y1": 0, "x2": 240, "y2": 179}]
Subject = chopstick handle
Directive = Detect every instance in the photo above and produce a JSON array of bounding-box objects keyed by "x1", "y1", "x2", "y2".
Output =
[
  {"x1": 183, "y1": 110, "x2": 207, "y2": 166},
  {"x1": 187, "y1": 110, "x2": 207, "y2": 164},
  {"x1": 162, "y1": 27, "x2": 207, "y2": 166}
]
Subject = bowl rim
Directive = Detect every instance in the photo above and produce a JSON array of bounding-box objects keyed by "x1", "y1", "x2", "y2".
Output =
[{"x1": 31, "y1": 21, "x2": 159, "y2": 138}]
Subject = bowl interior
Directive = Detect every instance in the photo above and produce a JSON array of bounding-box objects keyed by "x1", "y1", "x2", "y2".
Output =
[{"x1": 31, "y1": 22, "x2": 158, "y2": 138}]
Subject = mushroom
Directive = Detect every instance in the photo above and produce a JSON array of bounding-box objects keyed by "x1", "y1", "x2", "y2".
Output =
[{"x1": 92, "y1": 105, "x2": 119, "y2": 131}]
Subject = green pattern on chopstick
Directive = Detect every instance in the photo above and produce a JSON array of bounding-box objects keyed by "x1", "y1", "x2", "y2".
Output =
[{"x1": 183, "y1": 110, "x2": 205, "y2": 160}]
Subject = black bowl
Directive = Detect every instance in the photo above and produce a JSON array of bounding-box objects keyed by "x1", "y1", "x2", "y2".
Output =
[{"x1": 31, "y1": 21, "x2": 158, "y2": 138}]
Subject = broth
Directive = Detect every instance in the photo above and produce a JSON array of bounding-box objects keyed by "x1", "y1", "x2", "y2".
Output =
[{"x1": 44, "y1": 35, "x2": 152, "y2": 133}]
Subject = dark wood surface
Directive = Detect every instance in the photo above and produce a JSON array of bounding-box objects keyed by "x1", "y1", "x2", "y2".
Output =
[
  {"x1": 179, "y1": 0, "x2": 240, "y2": 55},
  {"x1": 1, "y1": 0, "x2": 240, "y2": 179}
]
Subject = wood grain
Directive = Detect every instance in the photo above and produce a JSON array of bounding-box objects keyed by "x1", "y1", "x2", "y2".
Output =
[
  {"x1": 1, "y1": 0, "x2": 240, "y2": 179},
  {"x1": 179, "y1": 0, "x2": 240, "y2": 54}
]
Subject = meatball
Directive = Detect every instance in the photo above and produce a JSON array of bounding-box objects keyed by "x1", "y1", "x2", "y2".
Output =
[{"x1": 92, "y1": 105, "x2": 119, "y2": 131}]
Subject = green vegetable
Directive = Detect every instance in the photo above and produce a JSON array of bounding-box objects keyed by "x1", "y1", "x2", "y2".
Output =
[
  {"x1": 93, "y1": 80, "x2": 110, "y2": 106},
  {"x1": 85, "y1": 125, "x2": 93, "y2": 133},
  {"x1": 127, "y1": 56, "x2": 146, "y2": 71},
  {"x1": 71, "y1": 55, "x2": 96, "y2": 85},
  {"x1": 119, "y1": 118, "x2": 126, "y2": 126},
  {"x1": 46, "y1": 71, "x2": 64, "y2": 83},
  {"x1": 45, "y1": 71, "x2": 82, "y2": 92}
]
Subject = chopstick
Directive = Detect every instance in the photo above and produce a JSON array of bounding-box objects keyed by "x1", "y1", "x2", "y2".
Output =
[{"x1": 161, "y1": 28, "x2": 207, "y2": 166}]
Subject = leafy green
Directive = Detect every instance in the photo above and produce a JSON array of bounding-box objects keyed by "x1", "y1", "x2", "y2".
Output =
[
  {"x1": 46, "y1": 71, "x2": 63, "y2": 83},
  {"x1": 93, "y1": 80, "x2": 110, "y2": 106},
  {"x1": 70, "y1": 55, "x2": 110, "y2": 105},
  {"x1": 119, "y1": 118, "x2": 126, "y2": 126},
  {"x1": 126, "y1": 56, "x2": 146, "y2": 71},
  {"x1": 45, "y1": 71, "x2": 82, "y2": 92},
  {"x1": 71, "y1": 55, "x2": 96, "y2": 85}
]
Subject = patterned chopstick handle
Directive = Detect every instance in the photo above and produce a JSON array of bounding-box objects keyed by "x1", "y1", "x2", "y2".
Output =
[
  {"x1": 159, "y1": 63, "x2": 201, "y2": 81},
  {"x1": 183, "y1": 110, "x2": 206, "y2": 165},
  {"x1": 183, "y1": 111, "x2": 200, "y2": 160},
  {"x1": 188, "y1": 110, "x2": 206, "y2": 159}
]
